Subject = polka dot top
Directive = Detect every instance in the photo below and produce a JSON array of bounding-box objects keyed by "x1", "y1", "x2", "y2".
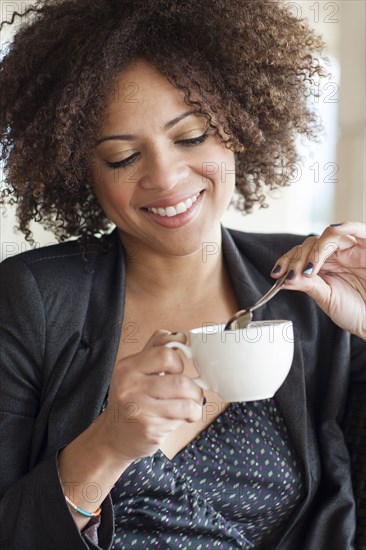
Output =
[{"x1": 111, "y1": 398, "x2": 305, "y2": 549}]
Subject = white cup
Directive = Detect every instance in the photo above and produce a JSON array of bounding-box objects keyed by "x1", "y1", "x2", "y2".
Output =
[{"x1": 166, "y1": 321, "x2": 294, "y2": 402}]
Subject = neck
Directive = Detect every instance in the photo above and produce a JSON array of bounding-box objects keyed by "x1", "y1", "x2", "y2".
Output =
[{"x1": 119, "y1": 230, "x2": 226, "y2": 304}]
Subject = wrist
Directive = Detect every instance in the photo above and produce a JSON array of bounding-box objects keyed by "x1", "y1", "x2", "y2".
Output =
[
  {"x1": 58, "y1": 414, "x2": 133, "y2": 505},
  {"x1": 88, "y1": 408, "x2": 136, "y2": 467}
]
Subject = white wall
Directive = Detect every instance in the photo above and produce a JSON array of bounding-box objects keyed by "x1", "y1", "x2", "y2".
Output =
[
  {"x1": 223, "y1": 0, "x2": 365, "y2": 235},
  {"x1": 0, "y1": 0, "x2": 365, "y2": 260},
  {"x1": 333, "y1": 0, "x2": 366, "y2": 225}
]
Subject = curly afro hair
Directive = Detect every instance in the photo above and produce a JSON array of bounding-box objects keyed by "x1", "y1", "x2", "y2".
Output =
[{"x1": 0, "y1": 0, "x2": 327, "y2": 245}]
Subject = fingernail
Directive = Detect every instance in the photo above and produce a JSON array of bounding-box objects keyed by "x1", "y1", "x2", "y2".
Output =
[
  {"x1": 202, "y1": 397, "x2": 207, "y2": 406},
  {"x1": 170, "y1": 331, "x2": 184, "y2": 337},
  {"x1": 303, "y1": 262, "x2": 314, "y2": 276},
  {"x1": 331, "y1": 223, "x2": 343, "y2": 227},
  {"x1": 271, "y1": 264, "x2": 281, "y2": 274},
  {"x1": 286, "y1": 270, "x2": 295, "y2": 280}
]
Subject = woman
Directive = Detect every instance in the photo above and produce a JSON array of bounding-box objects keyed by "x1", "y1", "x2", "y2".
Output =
[{"x1": 0, "y1": 1, "x2": 365, "y2": 548}]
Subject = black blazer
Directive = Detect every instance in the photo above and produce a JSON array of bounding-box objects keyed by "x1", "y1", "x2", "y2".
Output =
[{"x1": 0, "y1": 227, "x2": 365, "y2": 549}]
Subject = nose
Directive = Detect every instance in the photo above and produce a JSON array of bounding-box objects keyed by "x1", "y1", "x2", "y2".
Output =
[{"x1": 138, "y1": 149, "x2": 189, "y2": 191}]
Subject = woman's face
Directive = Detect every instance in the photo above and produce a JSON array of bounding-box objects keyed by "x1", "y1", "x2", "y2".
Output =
[{"x1": 91, "y1": 60, "x2": 235, "y2": 257}]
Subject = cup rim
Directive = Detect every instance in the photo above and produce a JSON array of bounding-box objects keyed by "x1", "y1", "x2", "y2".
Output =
[{"x1": 190, "y1": 320, "x2": 293, "y2": 335}]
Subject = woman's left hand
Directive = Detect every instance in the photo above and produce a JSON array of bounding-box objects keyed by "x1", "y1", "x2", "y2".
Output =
[{"x1": 271, "y1": 221, "x2": 366, "y2": 340}]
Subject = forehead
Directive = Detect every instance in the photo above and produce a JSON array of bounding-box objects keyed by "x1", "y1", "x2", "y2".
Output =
[
  {"x1": 113, "y1": 60, "x2": 169, "y2": 91},
  {"x1": 102, "y1": 60, "x2": 189, "y2": 127}
]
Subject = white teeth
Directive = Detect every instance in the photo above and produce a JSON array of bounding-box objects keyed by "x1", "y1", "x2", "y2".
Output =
[
  {"x1": 175, "y1": 202, "x2": 188, "y2": 214},
  {"x1": 147, "y1": 193, "x2": 200, "y2": 217},
  {"x1": 166, "y1": 206, "x2": 177, "y2": 217}
]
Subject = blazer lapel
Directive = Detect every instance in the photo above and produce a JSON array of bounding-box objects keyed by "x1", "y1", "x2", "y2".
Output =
[
  {"x1": 46, "y1": 230, "x2": 127, "y2": 452},
  {"x1": 222, "y1": 227, "x2": 312, "y2": 495},
  {"x1": 80, "y1": 229, "x2": 127, "y2": 416}
]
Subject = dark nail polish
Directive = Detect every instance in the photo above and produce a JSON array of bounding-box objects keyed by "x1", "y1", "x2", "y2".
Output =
[
  {"x1": 303, "y1": 262, "x2": 314, "y2": 276},
  {"x1": 171, "y1": 332, "x2": 178, "y2": 336},
  {"x1": 202, "y1": 397, "x2": 207, "y2": 406},
  {"x1": 286, "y1": 270, "x2": 295, "y2": 280},
  {"x1": 271, "y1": 264, "x2": 281, "y2": 274},
  {"x1": 331, "y1": 223, "x2": 343, "y2": 227}
]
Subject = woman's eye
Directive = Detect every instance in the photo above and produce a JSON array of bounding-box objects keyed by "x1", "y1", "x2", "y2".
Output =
[
  {"x1": 177, "y1": 132, "x2": 209, "y2": 147},
  {"x1": 105, "y1": 152, "x2": 139, "y2": 170},
  {"x1": 104, "y1": 131, "x2": 209, "y2": 170}
]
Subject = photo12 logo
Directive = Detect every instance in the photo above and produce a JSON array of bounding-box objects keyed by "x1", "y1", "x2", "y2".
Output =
[
  {"x1": 200, "y1": 321, "x2": 294, "y2": 344},
  {"x1": 1, "y1": 2, "x2": 36, "y2": 26}
]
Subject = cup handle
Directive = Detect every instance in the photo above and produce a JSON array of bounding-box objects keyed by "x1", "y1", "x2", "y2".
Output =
[
  {"x1": 165, "y1": 341, "x2": 192, "y2": 358},
  {"x1": 165, "y1": 341, "x2": 210, "y2": 391}
]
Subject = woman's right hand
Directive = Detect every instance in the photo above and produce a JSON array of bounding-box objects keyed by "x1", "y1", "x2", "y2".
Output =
[{"x1": 97, "y1": 330, "x2": 204, "y2": 462}]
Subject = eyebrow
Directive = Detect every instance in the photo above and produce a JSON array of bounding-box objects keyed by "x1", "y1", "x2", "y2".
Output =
[{"x1": 95, "y1": 111, "x2": 194, "y2": 145}]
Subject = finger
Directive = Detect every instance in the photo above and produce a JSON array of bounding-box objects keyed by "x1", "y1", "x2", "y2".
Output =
[
  {"x1": 160, "y1": 331, "x2": 187, "y2": 345},
  {"x1": 271, "y1": 223, "x2": 365, "y2": 284},
  {"x1": 145, "y1": 330, "x2": 188, "y2": 377},
  {"x1": 287, "y1": 226, "x2": 361, "y2": 282},
  {"x1": 279, "y1": 271, "x2": 364, "y2": 335},
  {"x1": 143, "y1": 329, "x2": 187, "y2": 349},
  {"x1": 142, "y1": 345, "x2": 186, "y2": 375},
  {"x1": 117, "y1": 345, "x2": 186, "y2": 379},
  {"x1": 145, "y1": 396, "x2": 203, "y2": 423},
  {"x1": 284, "y1": 234, "x2": 339, "y2": 282},
  {"x1": 329, "y1": 221, "x2": 366, "y2": 245},
  {"x1": 280, "y1": 270, "x2": 332, "y2": 310},
  {"x1": 270, "y1": 238, "x2": 318, "y2": 280},
  {"x1": 143, "y1": 372, "x2": 204, "y2": 403}
]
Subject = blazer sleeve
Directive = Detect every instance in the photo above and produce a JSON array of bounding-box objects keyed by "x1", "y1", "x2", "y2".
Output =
[
  {"x1": 350, "y1": 333, "x2": 366, "y2": 382},
  {"x1": 0, "y1": 256, "x2": 114, "y2": 549}
]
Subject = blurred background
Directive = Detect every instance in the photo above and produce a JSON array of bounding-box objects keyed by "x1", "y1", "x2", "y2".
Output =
[{"x1": 0, "y1": 0, "x2": 365, "y2": 261}]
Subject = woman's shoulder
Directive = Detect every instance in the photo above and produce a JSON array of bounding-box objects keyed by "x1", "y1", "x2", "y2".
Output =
[
  {"x1": 224, "y1": 226, "x2": 310, "y2": 272},
  {"x1": 1, "y1": 239, "x2": 92, "y2": 268},
  {"x1": 227, "y1": 227, "x2": 308, "y2": 250},
  {"x1": 0, "y1": 232, "x2": 119, "y2": 295},
  {"x1": 0, "y1": 231, "x2": 119, "y2": 269}
]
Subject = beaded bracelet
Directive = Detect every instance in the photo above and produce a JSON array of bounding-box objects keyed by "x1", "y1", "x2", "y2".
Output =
[{"x1": 65, "y1": 495, "x2": 102, "y2": 518}]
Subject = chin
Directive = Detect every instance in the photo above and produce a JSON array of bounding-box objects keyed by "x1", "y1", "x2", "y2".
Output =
[
  {"x1": 164, "y1": 241, "x2": 204, "y2": 258},
  {"x1": 175, "y1": 222, "x2": 222, "y2": 254}
]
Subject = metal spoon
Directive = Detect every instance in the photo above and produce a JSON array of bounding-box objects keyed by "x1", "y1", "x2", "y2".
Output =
[{"x1": 225, "y1": 273, "x2": 287, "y2": 330}]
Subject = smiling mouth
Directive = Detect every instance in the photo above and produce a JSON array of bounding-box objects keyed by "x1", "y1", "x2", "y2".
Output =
[{"x1": 145, "y1": 192, "x2": 201, "y2": 217}]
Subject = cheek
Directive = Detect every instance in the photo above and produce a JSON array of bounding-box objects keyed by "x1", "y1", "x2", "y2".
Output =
[
  {"x1": 92, "y1": 175, "x2": 131, "y2": 216},
  {"x1": 216, "y1": 151, "x2": 236, "y2": 190},
  {"x1": 200, "y1": 145, "x2": 235, "y2": 186}
]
